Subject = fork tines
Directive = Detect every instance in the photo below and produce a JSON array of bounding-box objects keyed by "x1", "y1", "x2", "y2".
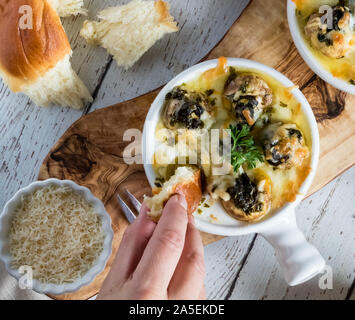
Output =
[{"x1": 117, "y1": 189, "x2": 142, "y2": 224}]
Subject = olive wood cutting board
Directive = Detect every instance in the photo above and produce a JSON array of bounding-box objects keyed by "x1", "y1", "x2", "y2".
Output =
[{"x1": 38, "y1": 0, "x2": 355, "y2": 300}]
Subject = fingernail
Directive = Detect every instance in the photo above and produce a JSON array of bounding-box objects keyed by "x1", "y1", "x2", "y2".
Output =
[{"x1": 172, "y1": 194, "x2": 188, "y2": 211}]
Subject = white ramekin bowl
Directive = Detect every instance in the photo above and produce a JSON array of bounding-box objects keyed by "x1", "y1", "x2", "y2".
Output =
[
  {"x1": 0, "y1": 178, "x2": 114, "y2": 295},
  {"x1": 142, "y1": 58, "x2": 325, "y2": 286},
  {"x1": 287, "y1": 0, "x2": 355, "y2": 95}
]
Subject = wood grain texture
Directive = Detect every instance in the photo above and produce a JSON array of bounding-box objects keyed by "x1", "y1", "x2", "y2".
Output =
[
  {"x1": 0, "y1": 1, "x2": 240, "y2": 299},
  {"x1": 38, "y1": 92, "x2": 224, "y2": 299},
  {"x1": 204, "y1": 234, "x2": 257, "y2": 300},
  {"x1": 0, "y1": 0, "x2": 354, "y2": 301},
  {"x1": 89, "y1": 0, "x2": 250, "y2": 109},
  {"x1": 0, "y1": 0, "x2": 243, "y2": 211},
  {"x1": 38, "y1": 0, "x2": 355, "y2": 300},
  {"x1": 205, "y1": 0, "x2": 355, "y2": 195}
]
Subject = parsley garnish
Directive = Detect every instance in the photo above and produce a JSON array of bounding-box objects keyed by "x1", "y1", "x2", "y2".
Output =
[
  {"x1": 229, "y1": 124, "x2": 264, "y2": 173},
  {"x1": 280, "y1": 101, "x2": 288, "y2": 108}
]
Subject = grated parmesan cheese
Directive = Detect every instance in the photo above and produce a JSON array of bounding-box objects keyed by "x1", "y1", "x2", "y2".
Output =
[{"x1": 8, "y1": 185, "x2": 105, "y2": 284}]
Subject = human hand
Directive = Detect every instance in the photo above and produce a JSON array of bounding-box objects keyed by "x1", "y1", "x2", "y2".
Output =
[{"x1": 97, "y1": 194, "x2": 206, "y2": 300}]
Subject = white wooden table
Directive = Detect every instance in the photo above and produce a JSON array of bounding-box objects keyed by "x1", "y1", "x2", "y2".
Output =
[{"x1": 0, "y1": 0, "x2": 353, "y2": 300}]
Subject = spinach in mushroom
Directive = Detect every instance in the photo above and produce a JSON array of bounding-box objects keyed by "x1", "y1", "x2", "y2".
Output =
[
  {"x1": 224, "y1": 74, "x2": 272, "y2": 126},
  {"x1": 262, "y1": 123, "x2": 309, "y2": 169},
  {"x1": 163, "y1": 87, "x2": 214, "y2": 130},
  {"x1": 222, "y1": 171, "x2": 272, "y2": 222},
  {"x1": 305, "y1": 6, "x2": 352, "y2": 58}
]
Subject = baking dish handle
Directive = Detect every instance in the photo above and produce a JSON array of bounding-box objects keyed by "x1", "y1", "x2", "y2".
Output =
[{"x1": 259, "y1": 210, "x2": 325, "y2": 286}]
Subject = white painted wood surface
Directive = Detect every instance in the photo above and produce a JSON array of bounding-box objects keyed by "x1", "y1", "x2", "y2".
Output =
[
  {"x1": 0, "y1": 0, "x2": 353, "y2": 300},
  {"x1": 205, "y1": 166, "x2": 355, "y2": 300}
]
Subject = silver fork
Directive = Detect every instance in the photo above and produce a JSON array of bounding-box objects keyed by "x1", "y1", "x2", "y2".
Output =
[{"x1": 117, "y1": 189, "x2": 141, "y2": 224}]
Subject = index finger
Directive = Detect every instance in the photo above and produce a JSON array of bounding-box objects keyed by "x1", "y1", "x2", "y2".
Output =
[
  {"x1": 168, "y1": 216, "x2": 205, "y2": 299},
  {"x1": 98, "y1": 204, "x2": 156, "y2": 298},
  {"x1": 132, "y1": 194, "x2": 188, "y2": 293}
]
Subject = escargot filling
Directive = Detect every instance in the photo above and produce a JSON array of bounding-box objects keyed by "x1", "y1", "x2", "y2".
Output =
[
  {"x1": 234, "y1": 95, "x2": 259, "y2": 124},
  {"x1": 329, "y1": 6, "x2": 347, "y2": 32},
  {"x1": 227, "y1": 173, "x2": 263, "y2": 215},
  {"x1": 263, "y1": 123, "x2": 307, "y2": 168},
  {"x1": 153, "y1": 61, "x2": 313, "y2": 222},
  {"x1": 304, "y1": 5, "x2": 353, "y2": 59},
  {"x1": 175, "y1": 102, "x2": 204, "y2": 129},
  {"x1": 164, "y1": 87, "x2": 210, "y2": 129},
  {"x1": 224, "y1": 75, "x2": 272, "y2": 125},
  {"x1": 318, "y1": 7, "x2": 347, "y2": 46}
]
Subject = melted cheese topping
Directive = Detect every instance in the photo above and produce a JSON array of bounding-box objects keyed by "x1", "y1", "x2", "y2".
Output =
[
  {"x1": 144, "y1": 166, "x2": 195, "y2": 218},
  {"x1": 294, "y1": 0, "x2": 355, "y2": 82},
  {"x1": 153, "y1": 59, "x2": 312, "y2": 217}
]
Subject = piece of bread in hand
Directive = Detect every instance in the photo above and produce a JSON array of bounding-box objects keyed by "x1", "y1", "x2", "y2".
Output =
[
  {"x1": 80, "y1": 0, "x2": 178, "y2": 69},
  {"x1": 48, "y1": 0, "x2": 87, "y2": 17},
  {"x1": 0, "y1": 0, "x2": 92, "y2": 108},
  {"x1": 144, "y1": 166, "x2": 202, "y2": 222}
]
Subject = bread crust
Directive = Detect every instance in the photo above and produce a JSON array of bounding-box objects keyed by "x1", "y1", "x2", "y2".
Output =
[
  {"x1": 0, "y1": 0, "x2": 71, "y2": 91},
  {"x1": 154, "y1": 0, "x2": 178, "y2": 31},
  {"x1": 173, "y1": 170, "x2": 202, "y2": 215},
  {"x1": 147, "y1": 169, "x2": 202, "y2": 223}
]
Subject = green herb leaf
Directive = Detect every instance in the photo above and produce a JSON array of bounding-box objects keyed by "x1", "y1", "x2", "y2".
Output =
[
  {"x1": 280, "y1": 101, "x2": 288, "y2": 108},
  {"x1": 228, "y1": 124, "x2": 264, "y2": 173}
]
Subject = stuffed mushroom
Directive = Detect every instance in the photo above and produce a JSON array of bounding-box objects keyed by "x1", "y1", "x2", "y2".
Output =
[
  {"x1": 304, "y1": 6, "x2": 353, "y2": 59},
  {"x1": 224, "y1": 74, "x2": 272, "y2": 126},
  {"x1": 262, "y1": 122, "x2": 309, "y2": 169},
  {"x1": 162, "y1": 86, "x2": 214, "y2": 130},
  {"x1": 222, "y1": 171, "x2": 272, "y2": 222}
]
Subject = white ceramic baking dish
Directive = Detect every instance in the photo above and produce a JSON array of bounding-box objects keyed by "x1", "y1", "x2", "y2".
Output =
[
  {"x1": 0, "y1": 178, "x2": 113, "y2": 295},
  {"x1": 287, "y1": 0, "x2": 355, "y2": 95},
  {"x1": 142, "y1": 58, "x2": 325, "y2": 286}
]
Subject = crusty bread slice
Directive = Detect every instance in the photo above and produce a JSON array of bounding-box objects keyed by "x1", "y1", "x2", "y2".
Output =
[
  {"x1": 21, "y1": 54, "x2": 93, "y2": 109},
  {"x1": 48, "y1": 0, "x2": 87, "y2": 17},
  {"x1": 80, "y1": 0, "x2": 178, "y2": 69},
  {"x1": 0, "y1": 0, "x2": 92, "y2": 108},
  {"x1": 144, "y1": 166, "x2": 202, "y2": 222}
]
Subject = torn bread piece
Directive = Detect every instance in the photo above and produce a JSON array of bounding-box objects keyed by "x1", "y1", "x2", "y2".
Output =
[
  {"x1": 22, "y1": 54, "x2": 93, "y2": 108},
  {"x1": 0, "y1": 0, "x2": 92, "y2": 108},
  {"x1": 144, "y1": 167, "x2": 202, "y2": 222},
  {"x1": 80, "y1": 0, "x2": 178, "y2": 69},
  {"x1": 48, "y1": 0, "x2": 87, "y2": 17}
]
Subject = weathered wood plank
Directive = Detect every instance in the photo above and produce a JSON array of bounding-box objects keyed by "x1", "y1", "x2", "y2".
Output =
[
  {"x1": 204, "y1": 234, "x2": 256, "y2": 300},
  {"x1": 205, "y1": 0, "x2": 355, "y2": 196},
  {"x1": 0, "y1": 0, "x2": 251, "y2": 299},
  {"x1": 216, "y1": 166, "x2": 355, "y2": 300},
  {"x1": 89, "y1": 0, "x2": 249, "y2": 109},
  {"x1": 0, "y1": 0, "x2": 117, "y2": 212},
  {"x1": 0, "y1": 0, "x2": 353, "y2": 301},
  {"x1": 0, "y1": 0, "x2": 247, "y2": 212}
]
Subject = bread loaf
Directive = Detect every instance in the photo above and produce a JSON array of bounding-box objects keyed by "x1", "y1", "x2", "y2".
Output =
[
  {"x1": 80, "y1": 0, "x2": 178, "y2": 69},
  {"x1": 0, "y1": 0, "x2": 92, "y2": 108}
]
